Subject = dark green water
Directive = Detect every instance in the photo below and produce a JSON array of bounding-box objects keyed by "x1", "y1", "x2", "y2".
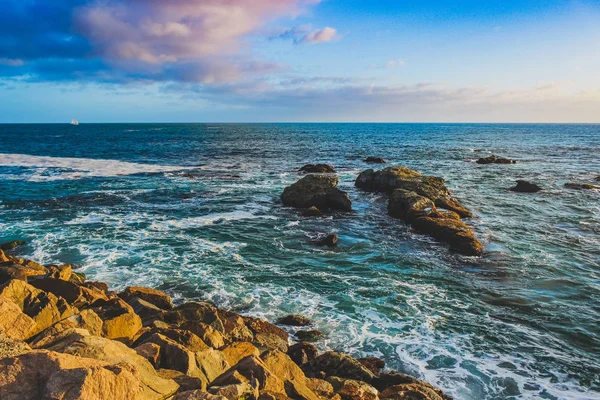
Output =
[{"x1": 0, "y1": 123, "x2": 599, "y2": 399}]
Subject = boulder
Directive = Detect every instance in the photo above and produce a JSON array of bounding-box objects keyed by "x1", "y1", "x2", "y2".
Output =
[
  {"x1": 45, "y1": 330, "x2": 179, "y2": 398},
  {"x1": 128, "y1": 296, "x2": 167, "y2": 322},
  {"x1": 45, "y1": 264, "x2": 72, "y2": 281},
  {"x1": 135, "y1": 342, "x2": 161, "y2": 367},
  {"x1": 306, "y1": 378, "x2": 337, "y2": 398},
  {"x1": 0, "y1": 260, "x2": 47, "y2": 283},
  {"x1": 510, "y1": 180, "x2": 542, "y2": 193},
  {"x1": 288, "y1": 342, "x2": 319, "y2": 366},
  {"x1": 282, "y1": 175, "x2": 352, "y2": 211},
  {"x1": 29, "y1": 277, "x2": 108, "y2": 308},
  {"x1": 303, "y1": 352, "x2": 374, "y2": 382},
  {"x1": 0, "y1": 240, "x2": 26, "y2": 251},
  {"x1": 379, "y1": 383, "x2": 444, "y2": 400},
  {"x1": 0, "y1": 332, "x2": 31, "y2": 358},
  {"x1": 564, "y1": 183, "x2": 600, "y2": 190},
  {"x1": 0, "y1": 296, "x2": 36, "y2": 340},
  {"x1": 313, "y1": 233, "x2": 339, "y2": 247},
  {"x1": 165, "y1": 302, "x2": 225, "y2": 333},
  {"x1": 158, "y1": 369, "x2": 205, "y2": 391},
  {"x1": 180, "y1": 321, "x2": 226, "y2": 349},
  {"x1": 173, "y1": 390, "x2": 228, "y2": 400},
  {"x1": 296, "y1": 330, "x2": 325, "y2": 342},
  {"x1": 244, "y1": 315, "x2": 290, "y2": 342},
  {"x1": 211, "y1": 355, "x2": 286, "y2": 395},
  {"x1": 328, "y1": 376, "x2": 379, "y2": 400},
  {"x1": 372, "y1": 372, "x2": 450, "y2": 400},
  {"x1": 30, "y1": 309, "x2": 104, "y2": 348},
  {"x1": 388, "y1": 190, "x2": 435, "y2": 223},
  {"x1": 90, "y1": 298, "x2": 142, "y2": 344},
  {"x1": 412, "y1": 217, "x2": 483, "y2": 256},
  {"x1": 221, "y1": 342, "x2": 260, "y2": 366},
  {"x1": 195, "y1": 348, "x2": 230, "y2": 382},
  {"x1": 120, "y1": 286, "x2": 174, "y2": 309},
  {"x1": 303, "y1": 206, "x2": 324, "y2": 217},
  {"x1": 476, "y1": 155, "x2": 516, "y2": 164},
  {"x1": 355, "y1": 167, "x2": 422, "y2": 193},
  {"x1": 299, "y1": 164, "x2": 336, "y2": 173},
  {"x1": 358, "y1": 357, "x2": 385, "y2": 376},
  {"x1": 364, "y1": 157, "x2": 386, "y2": 164},
  {"x1": 216, "y1": 309, "x2": 254, "y2": 342},
  {"x1": 277, "y1": 314, "x2": 311, "y2": 327},
  {"x1": 209, "y1": 381, "x2": 259, "y2": 399}
]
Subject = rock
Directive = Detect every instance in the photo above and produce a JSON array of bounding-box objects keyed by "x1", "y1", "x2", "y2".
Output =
[
  {"x1": 364, "y1": 157, "x2": 387, "y2": 164},
  {"x1": 355, "y1": 166, "x2": 421, "y2": 193},
  {"x1": 328, "y1": 376, "x2": 379, "y2": 400},
  {"x1": 0, "y1": 279, "x2": 78, "y2": 336},
  {"x1": 173, "y1": 390, "x2": 228, "y2": 400},
  {"x1": 29, "y1": 277, "x2": 108, "y2": 308},
  {"x1": 180, "y1": 321, "x2": 226, "y2": 349},
  {"x1": 0, "y1": 332, "x2": 31, "y2": 358},
  {"x1": 221, "y1": 342, "x2": 260, "y2": 366},
  {"x1": 564, "y1": 183, "x2": 600, "y2": 190},
  {"x1": 155, "y1": 327, "x2": 210, "y2": 352},
  {"x1": 0, "y1": 240, "x2": 26, "y2": 251},
  {"x1": 372, "y1": 372, "x2": 450, "y2": 400},
  {"x1": 277, "y1": 314, "x2": 312, "y2": 326},
  {"x1": 303, "y1": 352, "x2": 375, "y2": 382},
  {"x1": 0, "y1": 259, "x2": 47, "y2": 283},
  {"x1": 44, "y1": 264, "x2": 73, "y2": 281},
  {"x1": 260, "y1": 349, "x2": 321, "y2": 400},
  {"x1": 510, "y1": 180, "x2": 542, "y2": 193},
  {"x1": 244, "y1": 315, "x2": 290, "y2": 342},
  {"x1": 69, "y1": 271, "x2": 87, "y2": 285},
  {"x1": 135, "y1": 342, "x2": 161, "y2": 367},
  {"x1": 83, "y1": 281, "x2": 109, "y2": 292},
  {"x1": 282, "y1": 174, "x2": 352, "y2": 211},
  {"x1": 119, "y1": 286, "x2": 174, "y2": 310},
  {"x1": 296, "y1": 330, "x2": 325, "y2": 342},
  {"x1": 196, "y1": 348, "x2": 230, "y2": 382},
  {"x1": 253, "y1": 332, "x2": 289, "y2": 353},
  {"x1": 158, "y1": 369, "x2": 205, "y2": 391},
  {"x1": 128, "y1": 296, "x2": 167, "y2": 322},
  {"x1": 299, "y1": 164, "x2": 336, "y2": 173},
  {"x1": 211, "y1": 355, "x2": 286, "y2": 395},
  {"x1": 313, "y1": 233, "x2": 339, "y2": 247},
  {"x1": 412, "y1": 216, "x2": 483, "y2": 256},
  {"x1": 216, "y1": 309, "x2": 254, "y2": 342},
  {"x1": 306, "y1": 377, "x2": 336, "y2": 398},
  {"x1": 165, "y1": 302, "x2": 225, "y2": 333},
  {"x1": 45, "y1": 331, "x2": 179, "y2": 398},
  {"x1": 388, "y1": 189, "x2": 435, "y2": 223},
  {"x1": 288, "y1": 342, "x2": 319, "y2": 366},
  {"x1": 303, "y1": 206, "x2": 324, "y2": 217},
  {"x1": 379, "y1": 383, "x2": 445, "y2": 400},
  {"x1": 0, "y1": 296, "x2": 36, "y2": 340},
  {"x1": 90, "y1": 298, "x2": 143, "y2": 344},
  {"x1": 30, "y1": 309, "x2": 104, "y2": 347},
  {"x1": 596, "y1": 176, "x2": 600, "y2": 182},
  {"x1": 358, "y1": 357, "x2": 385, "y2": 376},
  {"x1": 476, "y1": 155, "x2": 516, "y2": 164},
  {"x1": 209, "y1": 381, "x2": 259, "y2": 399}
]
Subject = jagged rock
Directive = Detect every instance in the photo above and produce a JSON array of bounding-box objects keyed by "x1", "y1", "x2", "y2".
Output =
[
  {"x1": 119, "y1": 286, "x2": 174, "y2": 310},
  {"x1": 379, "y1": 383, "x2": 445, "y2": 400},
  {"x1": 0, "y1": 279, "x2": 78, "y2": 336},
  {"x1": 44, "y1": 330, "x2": 179, "y2": 398},
  {"x1": 296, "y1": 330, "x2": 325, "y2": 342},
  {"x1": 44, "y1": 264, "x2": 72, "y2": 281},
  {"x1": 151, "y1": 327, "x2": 210, "y2": 353},
  {"x1": 476, "y1": 155, "x2": 515, "y2": 164},
  {"x1": 313, "y1": 233, "x2": 339, "y2": 247},
  {"x1": 209, "y1": 381, "x2": 259, "y2": 399},
  {"x1": 69, "y1": 271, "x2": 86, "y2": 285},
  {"x1": 288, "y1": 342, "x2": 319, "y2": 366},
  {"x1": 128, "y1": 296, "x2": 166, "y2": 322},
  {"x1": 364, "y1": 157, "x2": 387, "y2": 164},
  {"x1": 303, "y1": 352, "x2": 374, "y2": 382},
  {"x1": 356, "y1": 166, "x2": 472, "y2": 218},
  {"x1": 29, "y1": 277, "x2": 108, "y2": 308},
  {"x1": 0, "y1": 296, "x2": 36, "y2": 340},
  {"x1": 303, "y1": 206, "x2": 324, "y2": 217},
  {"x1": 83, "y1": 281, "x2": 109, "y2": 291},
  {"x1": 388, "y1": 189, "x2": 435, "y2": 223},
  {"x1": 90, "y1": 298, "x2": 142, "y2": 344},
  {"x1": 254, "y1": 332, "x2": 289, "y2": 353},
  {"x1": 0, "y1": 240, "x2": 26, "y2": 251},
  {"x1": 0, "y1": 257, "x2": 47, "y2": 283},
  {"x1": 196, "y1": 348, "x2": 230, "y2": 383},
  {"x1": 180, "y1": 321, "x2": 226, "y2": 349},
  {"x1": 158, "y1": 369, "x2": 205, "y2": 391},
  {"x1": 221, "y1": 342, "x2": 260, "y2": 366},
  {"x1": 358, "y1": 358, "x2": 385, "y2": 376},
  {"x1": 510, "y1": 180, "x2": 542, "y2": 193},
  {"x1": 564, "y1": 183, "x2": 600, "y2": 190},
  {"x1": 282, "y1": 174, "x2": 352, "y2": 211},
  {"x1": 260, "y1": 349, "x2": 321, "y2": 399},
  {"x1": 258, "y1": 391, "x2": 290, "y2": 400},
  {"x1": 217, "y1": 309, "x2": 254, "y2": 342},
  {"x1": 173, "y1": 390, "x2": 228, "y2": 400},
  {"x1": 30, "y1": 309, "x2": 103, "y2": 347},
  {"x1": 307, "y1": 377, "x2": 337, "y2": 398},
  {"x1": 372, "y1": 372, "x2": 450, "y2": 400},
  {"x1": 277, "y1": 314, "x2": 311, "y2": 326},
  {"x1": 328, "y1": 376, "x2": 379, "y2": 400},
  {"x1": 299, "y1": 164, "x2": 336, "y2": 173},
  {"x1": 211, "y1": 355, "x2": 286, "y2": 395},
  {"x1": 165, "y1": 302, "x2": 225, "y2": 333},
  {"x1": 244, "y1": 315, "x2": 289, "y2": 343},
  {"x1": 136, "y1": 342, "x2": 161, "y2": 367},
  {"x1": 412, "y1": 216, "x2": 483, "y2": 256},
  {"x1": 0, "y1": 332, "x2": 31, "y2": 358}
]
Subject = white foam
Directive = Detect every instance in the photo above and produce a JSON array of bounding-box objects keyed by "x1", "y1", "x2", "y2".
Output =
[
  {"x1": 0, "y1": 153, "x2": 192, "y2": 180},
  {"x1": 149, "y1": 211, "x2": 277, "y2": 231}
]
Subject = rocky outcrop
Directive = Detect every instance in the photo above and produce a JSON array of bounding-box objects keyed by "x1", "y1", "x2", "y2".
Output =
[
  {"x1": 364, "y1": 157, "x2": 386, "y2": 164},
  {"x1": 476, "y1": 155, "x2": 516, "y2": 164},
  {"x1": 299, "y1": 164, "x2": 336, "y2": 173},
  {"x1": 313, "y1": 233, "x2": 339, "y2": 247},
  {"x1": 282, "y1": 174, "x2": 352, "y2": 211},
  {"x1": 510, "y1": 180, "x2": 542, "y2": 193},
  {"x1": 564, "y1": 183, "x2": 600, "y2": 190},
  {"x1": 356, "y1": 166, "x2": 481, "y2": 256},
  {"x1": 0, "y1": 240, "x2": 26, "y2": 251},
  {"x1": 120, "y1": 286, "x2": 174, "y2": 310}
]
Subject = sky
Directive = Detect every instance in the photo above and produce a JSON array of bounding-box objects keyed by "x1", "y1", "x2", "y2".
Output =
[{"x1": 0, "y1": 0, "x2": 599, "y2": 123}]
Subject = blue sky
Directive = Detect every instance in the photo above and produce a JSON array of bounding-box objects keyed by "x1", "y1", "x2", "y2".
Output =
[{"x1": 1, "y1": 0, "x2": 599, "y2": 122}]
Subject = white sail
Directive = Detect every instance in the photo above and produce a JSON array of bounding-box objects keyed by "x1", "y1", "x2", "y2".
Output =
[{"x1": 70, "y1": 118, "x2": 79, "y2": 125}]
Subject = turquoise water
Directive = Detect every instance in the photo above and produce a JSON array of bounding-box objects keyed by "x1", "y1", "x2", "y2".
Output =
[{"x1": 0, "y1": 123, "x2": 599, "y2": 399}]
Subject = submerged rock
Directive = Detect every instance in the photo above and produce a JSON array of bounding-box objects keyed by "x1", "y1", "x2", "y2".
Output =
[
  {"x1": 364, "y1": 157, "x2": 386, "y2": 164},
  {"x1": 312, "y1": 233, "x2": 339, "y2": 247},
  {"x1": 299, "y1": 164, "x2": 336, "y2": 173},
  {"x1": 564, "y1": 182, "x2": 600, "y2": 190},
  {"x1": 295, "y1": 330, "x2": 325, "y2": 342},
  {"x1": 476, "y1": 155, "x2": 516, "y2": 164},
  {"x1": 510, "y1": 180, "x2": 542, "y2": 193},
  {"x1": 282, "y1": 175, "x2": 352, "y2": 211}
]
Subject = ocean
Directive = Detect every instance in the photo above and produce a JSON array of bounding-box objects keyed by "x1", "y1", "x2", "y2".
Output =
[{"x1": 0, "y1": 123, "x2": 598, "y2": 399}]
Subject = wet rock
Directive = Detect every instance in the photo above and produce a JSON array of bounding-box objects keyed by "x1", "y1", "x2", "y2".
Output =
[
  {"x1": 277, "y1": 314, "x2": 312, "y2": 326},
  {"x1": 564, "y1": 182, "x2": 600, "y2": 190},
  {"x1": 288, "y1": 342, "x2": 319, "y2": 366},
  {"x1": 412, "y1": 216, "x2": 483, "y2": 256},
  {"x1": 364, "y1": 157, "x2": 387, "y2": 164},
  {"x1": 90, "y1": 298, "x2": 142, "y2": 344},
  {"x1": 221, "y1": 342, "x2": 260, "y2": 366},
  {"x1": 388, "y1": 189, "x2": 435, "y2": 223},
  {"x1": 299, "y1": 164, "x2": 336, "y2": 173},
  {"x1": 282, "y1": 174, "x2": 352, "y2": 211},
  {"x1": 303, "y1": 351, "x2": 374, "y2": 382},
  {"x1": 510, "y1": 180, "x2": 542, "y2": 193},
  {"x1": 0, "y1": 240, "x2": 26, "y2": 251},
  {"x1": 296, "y1": 330, "x2": 325, "y2": 342},
  {"x1": 358, "y1": 357, "x2": 385, "y2": 376},
  {"x1": 119, "y1": 286, "x2": 174, "y2": 310},
  {"x1": 476, "y1": 155, "x2": 516, "y2": 164},
  {"x1": 313, "y1": 233, "x2": 339, "y2": 247},
  {"x1": 328, "y1": 376, "x2": 379, "y2": 400},
  {"x1": 303, "y1": 206, "x2": 324, "y2": 217},
  {"x1": 0, "y1": 296, "x2": 36, "y2": 340}
]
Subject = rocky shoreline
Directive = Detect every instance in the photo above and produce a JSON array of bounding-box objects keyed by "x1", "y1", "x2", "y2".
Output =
[{"x1": 0, "y1": 243, "x2": 451, "y2": 400}]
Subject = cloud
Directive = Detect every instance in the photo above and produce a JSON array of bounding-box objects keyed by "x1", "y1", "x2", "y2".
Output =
[
  {"x1": 271, "y1": 25, "x2": 339, "y2": 44},
  {"x1": 299, "y1": 27, "x2": 338, "y2": 44},
  {"x1": 386, "y1": 59, "x2": 406, "y2": 68},
  {"x1": 0, "y1": 0, "x2": 321, "y2": 83}
]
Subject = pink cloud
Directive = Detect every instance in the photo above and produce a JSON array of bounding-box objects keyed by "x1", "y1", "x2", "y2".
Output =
[{"x1": 299, "y1": 27, "x2": 338, "y2": 44}]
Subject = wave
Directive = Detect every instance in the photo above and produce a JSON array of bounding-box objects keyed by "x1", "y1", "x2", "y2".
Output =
[{"x1": 0, "y1": 153, "x2": 191, "y2": 181}]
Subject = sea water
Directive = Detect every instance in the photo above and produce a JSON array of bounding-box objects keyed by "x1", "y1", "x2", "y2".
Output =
[{"x1": 0, "y1": 123, "x2": 598, "y2": 399}]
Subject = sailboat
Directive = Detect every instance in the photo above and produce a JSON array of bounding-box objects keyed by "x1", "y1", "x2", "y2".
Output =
[{"x1": 70, "y1": 118, "x2": 79, "y2": 126}]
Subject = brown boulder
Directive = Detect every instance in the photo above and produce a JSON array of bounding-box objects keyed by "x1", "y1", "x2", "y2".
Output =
[
  {"x1": 221, "y1": 341, "x2": 260, "y2": 366},
  {"x1": 412, "y1": 217, "x2": 483, "y2": 256},
  {"x1": 216, "y1": 309, "x2": 254, "y2": 342},
  {"x1": 165, "y1": 302, "x2": 225, "y2": 333},
  {"x1": 303, "y1": 351, "x2": 374, "y2": 382},
  {"x1": 0, "y1": 240, "x2": 26, "y2": 251},
  {"x1": 358, "y1": 357, "x2": 385, "y2": 376},
  {"x1": 296, "y1": 330, "x2": 325, "y2": 342},
  {"x1": 277, "y1": 314, "x2": 312, "y2": 326},
  {"x1": 328, "y1": 376, "x2": 379, "y2": 400},
  {"x1": 379, "y1": 383, "x2": 444, "y2": 400},
  {"x1": 372, "y1": 372, "x2": 450, "y2": 400},
  {"x1": 288, "y1": 341, "x2": 319, "y2": 366},
  {"x1": 388, "y1": 190, "x2": 435, "y2": 223},
  {"x1": 195, "y1": 348, "x2": 231, "y2": 383},
  {"x1": 476, "y1": 155, "x2": 515, "y2": 164},
  {"x1": 282, "y1": 174, "x2": 352, "y2": 211},
  {"x1": 0, "y1": 296, "x2": 36, "y2": 340},
  {"x1": 135, "y1": 342, "x2": 161, "y2": 367},
  {"x1": 29, "y1": 277, "x2": 108, "y2": 307},
  {"x1": 180, "y1": 321, "x2": 226, "y2": 349},
  {"x1": 299, "y1": 164, "x2": 336, "y2": 173},
  {"x1": 364, "y1": 157, "x2": 387, "y2": 164},
  {"x1": 158, "y1": 369, "x2": 205, "y2": 391},
  {"x1": 45, "y1": 264, "x2": 72, "y2": 281},
  {"x1": 120, "y1": 286, "x2": 174, "y2": 309},
  {"x1": 564, "y1": 182, "x2": 600, "y2": 190},
  {"x1": 30, "y1": 309, "x2": 103, "y2": 348},
  {"x1": 510, "y1": 180, "x2": 542, "y2": 193},
  {"x1": 209, "y1": 381, "x2": 259, "y2": 399},
  {"x1": 90, "y1": 298, "x2": 143, "y2": 344},
  {"x1": 211, "y1": 355, "x2": 286, "y2": 395}
]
